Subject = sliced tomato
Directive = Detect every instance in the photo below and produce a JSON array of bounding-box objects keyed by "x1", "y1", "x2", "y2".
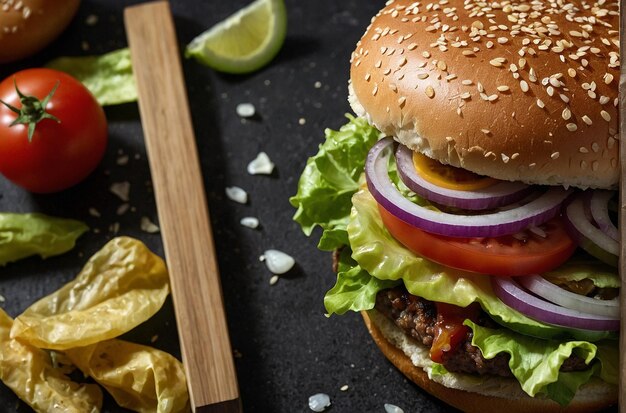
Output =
[
  {"x1": 431, "y1": 302, "x2": 480, "y2": 363},
  {"x1": 413, "y1": 152, "x2": 497, "y2": 190},
  {"x1": 378, "y1": 204, "x2": 577, "y2": 276}
]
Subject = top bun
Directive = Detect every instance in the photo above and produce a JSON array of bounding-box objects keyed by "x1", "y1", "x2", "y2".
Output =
[{"x1": 349, "y1": 0, "x2": 619, "y2": 189}]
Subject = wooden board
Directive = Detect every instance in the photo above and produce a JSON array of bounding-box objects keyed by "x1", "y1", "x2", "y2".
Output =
[{"x1": 124, "y1": 2, "x2": 241, "y2": 412}]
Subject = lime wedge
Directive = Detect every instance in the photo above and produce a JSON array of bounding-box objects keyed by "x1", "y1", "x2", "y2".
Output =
[{"x1": 185, "y1": 0, "x2": 287, "y2": 74}]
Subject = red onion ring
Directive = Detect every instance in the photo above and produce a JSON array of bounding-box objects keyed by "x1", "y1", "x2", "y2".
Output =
[
  {"x1": 365, "y1": 137, "x2": 572, "y2": 238},
  {"x1": 492, "y1": 277, "x2": 619, "y2": 331},
  {"x1": 395, "y1": 144, "x2": 533, "y2": 210},
  {"x1": 517, "y1": 275, "x2": 619, "y2": 318},
  {"x1": 589, "y1": 190, "x2": 618, "y2": 241},
  {"x1": 565, "y1": 193, "x2": 618, "y2": 266}
]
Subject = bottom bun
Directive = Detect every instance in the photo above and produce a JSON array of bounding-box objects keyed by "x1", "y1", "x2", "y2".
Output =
[{"x1": 362, "y1": 310, "x2": 617, "y2": 413}]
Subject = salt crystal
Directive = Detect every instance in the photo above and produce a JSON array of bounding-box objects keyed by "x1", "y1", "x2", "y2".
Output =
[
  {"x1": 240, "y1": 217, "x2": 259, "y2": 229},
  {"x1": 247, "y1": 152, "x2": 275, "y2": 175},
  {"x1": 384, "y1": 404, "x2": 405, "y2": 413},
  {"x1": 236, "y1": 103, "x2": 256, "y2": 118},
  {"x1": 261, "y1": 250, "x2": 295, "y2": 274},
  {"x1": 225, "y1": 186, "x2": 248, "y2": 204},
  {"x1": 308, "y1": 393, "x2": 331, "y2": 412}
]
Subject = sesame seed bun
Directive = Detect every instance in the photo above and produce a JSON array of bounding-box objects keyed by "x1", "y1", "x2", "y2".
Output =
[
  {"x1": 349, "y1": 0, "x2": 619, "y2": 189},
  {"x1": 363, "y1": 310, "x2": 618, "y2": 413}
]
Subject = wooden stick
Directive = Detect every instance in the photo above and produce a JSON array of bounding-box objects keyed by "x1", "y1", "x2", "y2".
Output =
[
  {"x1": 619, "y1": 0, "x2": 626, "y2": 413},
  {"x1": 124, "y1": 3, "x2": 241, "y2": 412}
]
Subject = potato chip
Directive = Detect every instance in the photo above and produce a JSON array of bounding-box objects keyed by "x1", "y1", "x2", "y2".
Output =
[
  {"x1": 11, "y1": 237, "x2": 170, "y2": 350},
  {"x1": 0, "y1": 308, "x2": 103, "y2": 413},
  {"x1": 65, "y1": 339, "x2": 190, "y2": 413}
]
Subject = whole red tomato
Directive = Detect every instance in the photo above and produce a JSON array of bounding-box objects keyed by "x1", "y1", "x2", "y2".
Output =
[{"x1": 0, "y1": 68, "x2": 107, "y2": 193}]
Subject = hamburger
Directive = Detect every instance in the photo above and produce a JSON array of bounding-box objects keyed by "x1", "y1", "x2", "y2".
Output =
[{"x1": 291, "y1": 0, "x2": 620, "y2": 412}]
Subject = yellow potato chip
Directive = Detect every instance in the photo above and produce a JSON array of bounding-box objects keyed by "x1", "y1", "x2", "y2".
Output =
[
  {"x1": 65, "y1": 339, "x2": 190, "y2": 413},
  {"x1": 11, "y1": 237, "x2": 170, "y2": 350},
  {"x1": 0, "y1": 308, "x2": 103, "y2": 413}
]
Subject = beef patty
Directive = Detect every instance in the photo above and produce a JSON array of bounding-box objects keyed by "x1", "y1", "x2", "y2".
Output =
[{"x1": 375, "y1": 286, "x2": 589, "y2": 377}]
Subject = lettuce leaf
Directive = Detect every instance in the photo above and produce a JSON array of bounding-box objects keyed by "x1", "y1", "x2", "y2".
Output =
[
  {"x1": 466, "y1": 320, "x2": 611, "y2": 406},
  {"x1": 0, "y1": 213, "x2": 88, "y2": 266},
  {"x1": 290, "y1": 114, "x2": 380, "y2": 249},
  {"x1": 47, "y1": 48, "x2": 137, "y2": 106},
  {"x1": 324, "y1": 249, "x2": 400, "y2": 315}
]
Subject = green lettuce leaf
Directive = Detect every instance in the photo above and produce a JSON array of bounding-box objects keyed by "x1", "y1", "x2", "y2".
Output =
[
  {"x1": 47, "y1": 48, "x2": 136, "y2": 106},
  {"x1": 0, "y1": 213, "x2": 88, "y2": 266},
  {"x1": 467, "y1": 320, "x2": 598, "y2": 405},
  {"x1": 544, "y1": 261, "x2": 620, "y2": 289},
  {"x1": 324, "y1": 249, "x2": 400, "y2": 315},
  {"x1": 290, "y1": 114, "x2": 380, "y2": 249}
]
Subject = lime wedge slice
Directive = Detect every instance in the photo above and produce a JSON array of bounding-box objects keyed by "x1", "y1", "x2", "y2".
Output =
[{"x1": 185, "y1": 0, "x2": 287, "y2": 74}]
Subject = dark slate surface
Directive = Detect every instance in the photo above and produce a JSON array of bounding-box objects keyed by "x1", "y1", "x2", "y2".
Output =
[{"x1": 0, "y1": 1, "x2": 617, "y2": 413}]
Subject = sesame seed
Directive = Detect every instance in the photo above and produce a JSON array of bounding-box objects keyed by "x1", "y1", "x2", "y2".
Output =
[
  {"x1": 582, "y1": 115, "x2": 592, "y2": 125},
  {"x1": 579, "y1": 147, "x2": 589, "y2": 153},
  {"x1": 488, "y1": 94, "x2": 498, "y2": 101},
  {"x1": 398, "y1": 96, "x2": 407, "y2": 107},
  {"x1": 461, "y1": 79, "x2": 473, "y2": 85},
  {"x1": 519, "y1": 80, "x2": 529, "y2": 92},
  {"x1": 536, "y1": 99, "x2": 545, "y2": 108},
  {"x1": 425, "y1": 86, "x2": 435, "y2": 98},
  {"x1": 422, "y1": 51, "x2": 431, "y2": 58},
  {"x1": 600, "y1": 110, "x2": 611, "y2": 121},
  {"x1": 418, "y1": 73, "x2": 429, "y2": 79},
  {"x1": 562, "y1": 108, "x2": 571, "y2": 120},
  {"x1": 566, "y1": 123, "x2": 577, "y2": 132},
  {"x1": 567, "y1": 68, "x2": 577, "y2": 77},
  {"x1": 481, "y1": 129, "x2": 491, "y2": 135},
  {"x1": 551, "y1": 152, "x2": 560, "y2": 159},
  {"x1": 437, "y1": 60, "x2": 447, "y2": 70},
  {"x1": 497, "y1": 85, "x2": 510, "y2": 92}
]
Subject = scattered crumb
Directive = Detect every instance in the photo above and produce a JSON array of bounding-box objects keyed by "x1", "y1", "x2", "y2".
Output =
[
  {"x1": 85, "y1": 14, "x2": 99, "y2": 25},
  {"x1": 269, "y1": 275, "x2": 279, "y2": 285},
  {"x1": 140, "y1": 217, "x2": 160, "y2": 233},
  {"x1": 110, "y1": 182, "x2": 130, "y2": 202},
  {"x1": 298, "y1": 117, "x2": 306, "y2": 125},
  {"x1": 88, "y1": 208, "x2": 101, "y2": 218},
  {"x1": 116, "y1": 204, "x2": 130, "y2": 216},
  {"x1": 340, "y1": 385, "x2": 349, "y2": 391},
  {"x1": 117, "y1": 155, "x2": 130, "y2": 166},
  {"x1": 150, "y1": 335, "x2": 159, "y2": 343}
]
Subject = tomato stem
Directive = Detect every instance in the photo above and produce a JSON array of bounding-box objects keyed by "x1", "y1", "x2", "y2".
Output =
[{"x1": 0, "y1": 79, "x2": 61, "y2": 142}]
